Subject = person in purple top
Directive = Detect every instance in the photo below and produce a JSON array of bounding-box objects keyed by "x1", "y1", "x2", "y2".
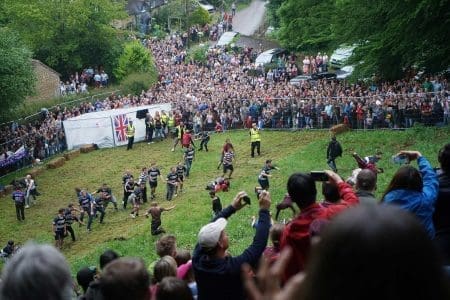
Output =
[{"x1": 12, "y1": 185, "x2": 25, "y2": 221}]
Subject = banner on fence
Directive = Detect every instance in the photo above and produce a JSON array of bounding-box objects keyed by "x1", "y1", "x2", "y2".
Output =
[{"x1": 0, "y1": 146, "x2": 27, "y2": 169}]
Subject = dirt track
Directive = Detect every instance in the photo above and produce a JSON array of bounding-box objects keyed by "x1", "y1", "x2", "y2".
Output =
[{"x1": 232, "y1": 0, "x2": 267, "y2": 36}]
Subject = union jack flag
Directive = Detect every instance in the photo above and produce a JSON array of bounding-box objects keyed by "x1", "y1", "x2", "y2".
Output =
[{"x1": 114, "y1": 114, "x2": 129, "y2": 142}]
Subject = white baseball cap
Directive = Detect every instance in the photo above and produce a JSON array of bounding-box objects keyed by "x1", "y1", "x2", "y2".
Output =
[{"x1": 198, "y1": 218, "x2": 227, "y2": 249}]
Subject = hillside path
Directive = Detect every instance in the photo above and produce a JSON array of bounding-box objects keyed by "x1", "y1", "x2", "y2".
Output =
[{"x1": 232, "y1": 0, "x2": 267, "y2": 36}]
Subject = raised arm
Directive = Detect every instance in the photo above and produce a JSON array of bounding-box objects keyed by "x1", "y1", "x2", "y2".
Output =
[
  {"x1": 407, "y1": 152, "x2": 438, "y2": 204},
  {"x1": 228, "y1": 191, "x2": 272, "y2": 270}
]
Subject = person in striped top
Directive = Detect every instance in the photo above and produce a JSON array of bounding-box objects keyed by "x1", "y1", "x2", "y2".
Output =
[
  {"x1": 184, "y1": 144, "x2": 195, "y2": 178},
  {"x1": 176, "y1": 162, "x2": 187, "y2": 195},
  {"x1": 166, "y1": 167, "x2": 179, "y2": 201},
  {"x1": 78, "y1": 189, "x2": 94, "y2": 224},
  {"x1": 139, "y1": 167, "x2": 149, "y2": 203},
  {"x1": 53, "y1": 208, "x2": 67, "y2": 249},
  {"x1": 148, "y1": 162, "x2": 163, "y2": 200},
  {"x1": 222, "y1": 149, "x2": 235, "y2": 179},
  {"x1": 258, "y1": 159, "x2": 279, "y2": 190},
  {"x1": 64, "y1": 204, "x2": 83, "y2": 242}
]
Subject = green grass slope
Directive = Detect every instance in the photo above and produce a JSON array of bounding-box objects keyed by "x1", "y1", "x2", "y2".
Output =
[{"x1": 0, "y1": 126, "x2": 448, "y2": 274}]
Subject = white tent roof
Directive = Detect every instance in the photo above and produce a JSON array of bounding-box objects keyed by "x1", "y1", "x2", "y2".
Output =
[{"x1": 217, "y1": 31, "x2": 238, "y2": 46}]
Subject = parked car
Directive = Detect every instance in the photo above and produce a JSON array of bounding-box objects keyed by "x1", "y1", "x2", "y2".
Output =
[
  {"x1": 311, "y1": 72, "x2": 337, "y2": 80},
  {"x1": 289, "y1": 75, "x2": 312, "y2": 86},
  {"x1": 330, "y1": 45, "x2": 356, "y2": 69},
  {"x1": 198, "y1": 0, "x2": 215, "y2": 13},
  {"x1": 336, "y1": 65, "x2": 354, "y2": 79},
  {"x1": 254, "y1": 48, "x2": 288, "y2": 67}
]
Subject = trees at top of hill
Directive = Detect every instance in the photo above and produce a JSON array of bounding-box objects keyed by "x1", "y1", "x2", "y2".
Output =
[
  {"x1": 333, "y1": 0, "x2": 450, "y2": 80},
  {"x1": 0, "y1": 28, "x2": 36, "y2": 122},
  {"x1": 277, "y1": 0, "x2": 336, "y2": 53},
  {"x1": 0, "y1": 0, "x2": 128, "y2": 79},
  {"x1": 269, "y1": 0, "x2": 450, "y2": 80},
  {"x1": 152, "y1": 0, "x2": 212, "y2": 32},
  {"x1": 114, "y1": 40, "x2": 158, "y2": 82}
]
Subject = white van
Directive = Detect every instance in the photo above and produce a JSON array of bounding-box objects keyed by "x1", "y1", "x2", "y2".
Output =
[
  {"x1": 254, "y1": 48, "x2": 288, "y2": 67},
  {"x1": 330, "y1": 45, "x2": 356, "y2": 69}
]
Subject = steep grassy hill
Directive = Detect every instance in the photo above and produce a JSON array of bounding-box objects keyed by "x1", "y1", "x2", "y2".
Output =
[{"x1": 0, "y1": 126, "x2": 448, "y2": 274}]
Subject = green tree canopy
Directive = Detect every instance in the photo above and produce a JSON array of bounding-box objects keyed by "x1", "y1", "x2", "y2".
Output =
[
  {"x1": 271, "y1": 0, "x2": 450, "y2": 80},
  {"x1": 1, "y1": 0, "x2": 127, "y2": 78},
  {"x1": 277, "y1": 0, "x2": 336, "y2": 52},
  {"x1": 334, "y1": 0, "x2": 450, "y2": 80},
  {"x1": 153, "y1": 0, "x2": 211, "y2": 31},
  {"x1": 0, "y1": 28, "x2": 35, "y2": 121},
  {"x1": 114, "y1": 40, "x2": 158, "y2": 82}
]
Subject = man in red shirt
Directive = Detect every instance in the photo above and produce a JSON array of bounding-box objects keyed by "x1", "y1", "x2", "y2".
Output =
[{"x1": 280, "y1": 170, "x2": 358, "y2": 281}]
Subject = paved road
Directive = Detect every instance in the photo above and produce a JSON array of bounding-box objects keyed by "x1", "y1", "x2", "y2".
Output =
[{"x1": 232, "y1": 0, "x2": 267, "y2": 36}]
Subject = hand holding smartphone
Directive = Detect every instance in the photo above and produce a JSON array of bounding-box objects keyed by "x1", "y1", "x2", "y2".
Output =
[
  {"x1": 310, "y1": 171, "x2": 329, "y2": 181},
  {"x1": 392, "y1": 154, "x2": 409, "y2": 164}
]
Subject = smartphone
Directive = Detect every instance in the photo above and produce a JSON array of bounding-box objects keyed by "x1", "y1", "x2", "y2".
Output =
[
  {"x1": 241, "y1": 195, "x2": 251, "y2": 205},
  {"x1": 391, "y1": 154, "x2": 409, "y2": 164},
  {"x1": 310, "y1": 171, "x2": 329, "y2": 181}
]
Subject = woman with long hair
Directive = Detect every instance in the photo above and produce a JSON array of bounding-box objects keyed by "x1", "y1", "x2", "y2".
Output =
[{"x1": 381, "y1": 150, "x2": 439, "y2": 238}]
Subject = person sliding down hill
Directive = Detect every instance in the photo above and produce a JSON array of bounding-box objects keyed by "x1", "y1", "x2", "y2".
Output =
[
  {"x1": 206, "y1": 177, "x2": 231, "y2": 193},
  {"x1": 145, "y1": 202, "x2": 176, "y2": 236}
]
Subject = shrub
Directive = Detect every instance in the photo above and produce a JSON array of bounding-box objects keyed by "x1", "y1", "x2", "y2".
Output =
[{"x1": 114, "y1": 41, "x2": 157, "y2": 81}]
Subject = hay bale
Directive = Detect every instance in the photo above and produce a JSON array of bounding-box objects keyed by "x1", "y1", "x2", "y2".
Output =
[
  {"x1": 330, "y1": 124, "x2": 350, "y2": 135},
  {"x1": 47, "y1": 157, "x2": 66, "y2": 169},
  {"x1": 80, "y1": 144, "x2": 96, "y2": 153},
  {"x1": 4, "y1": 185, "x2": 14, "y2": 194},
  {"x1": 29, "y1": 167, "x2": 45, "y2": 178},
  {"x1": 64, "y1": 149, "x2": 81, "y2": 160}
]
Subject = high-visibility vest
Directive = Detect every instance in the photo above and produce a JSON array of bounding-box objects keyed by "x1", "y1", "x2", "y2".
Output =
[
  {"x1": 161, "y1": 114, "x2": 169, "y2": 125},
  {"x1": 250, "y1": 128, "x2": 261, "y2": 142},
  {"x1": 127, "y1": 124, "x2": 135, "y2": 137},
  {"x1": 176, "y1": 125, "x2": 183, "y2": 139},
  {"x1": 168, "y1": 117, "x2": 175, "y2": 127}
]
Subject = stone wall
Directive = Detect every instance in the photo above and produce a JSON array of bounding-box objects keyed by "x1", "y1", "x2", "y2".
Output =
[{"x1": 28, "y1": 59, "x2": 60, "y2": 101}]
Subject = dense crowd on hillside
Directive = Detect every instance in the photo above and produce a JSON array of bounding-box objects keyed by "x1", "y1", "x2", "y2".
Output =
[{"x1": 0, "y1": 28, "x2": 449, "y2": 174}]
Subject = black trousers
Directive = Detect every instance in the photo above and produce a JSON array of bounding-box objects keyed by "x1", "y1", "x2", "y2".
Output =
[
  {"x1": 151, "y1": 220, "x2": 164, "y2": 235},
  {"x1": 123, "y1": 192, "x2": 132, "y2": 209},
  {"x1": 67, "y1": 225, "x2": 76, "y2": 241},
  {"x1": 15, "y1": 203, "x2": 25, "y2": 220},
  {"x1": 127, "y1": 136, "x2": 134, "y2": 150},
  {"x1": 251, "y1": 141, "x2": 261, "y2": 157},
  {"x1": 200, "y1": 139, "x2": 209, "y2": 151}
]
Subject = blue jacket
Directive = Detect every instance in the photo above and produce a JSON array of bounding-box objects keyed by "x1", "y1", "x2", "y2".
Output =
[
  {"x1": 383, "y1": 156, "x2": 438, "y2": 238},
  {"x1": 193, "y1": 205, "x2": 270, "y2": 300}
]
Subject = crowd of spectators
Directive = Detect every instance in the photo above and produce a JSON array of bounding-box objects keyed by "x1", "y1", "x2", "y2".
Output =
[{"x1": 1, "y1": 29, "x2": 449, "y2": 176}]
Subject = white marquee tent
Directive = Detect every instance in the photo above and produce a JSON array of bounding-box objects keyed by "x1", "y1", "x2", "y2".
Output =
[{"x1": 63, "y1": 103, "x2": 171, "y2": 150}]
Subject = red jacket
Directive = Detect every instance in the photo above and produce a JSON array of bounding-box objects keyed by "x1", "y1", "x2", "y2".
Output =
[{"x1": 280, "y1": 182, "x2": 358, "y2": 281}]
